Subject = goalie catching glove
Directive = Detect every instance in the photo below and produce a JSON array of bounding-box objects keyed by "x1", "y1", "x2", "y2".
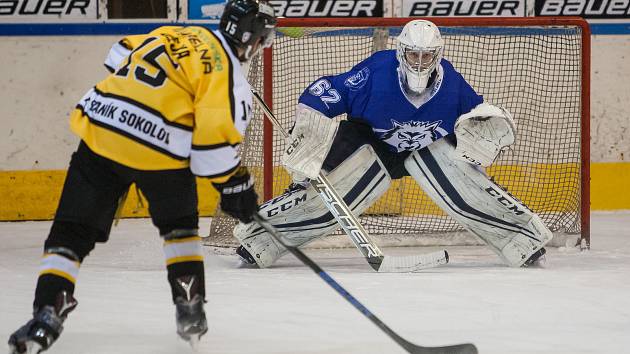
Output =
[
  {"x1": 281, "y1": 104, "x2": 339, "y2": 180},
  {"x1": 453, "y1": 103, "x2": 516, "y2": 167},
  {"x1": 212, "y1": 167, "x2": 258, "y2": 223}
]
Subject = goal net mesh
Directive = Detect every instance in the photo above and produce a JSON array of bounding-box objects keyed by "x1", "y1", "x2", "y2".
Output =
[{"x1": 206, "y1": 21, "x2": 586, "y2": 248}]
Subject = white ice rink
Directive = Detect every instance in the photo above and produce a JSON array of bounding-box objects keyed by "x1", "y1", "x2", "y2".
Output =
[{"x1": 1, "y1": 212, "x2": 629, "y2": 354}]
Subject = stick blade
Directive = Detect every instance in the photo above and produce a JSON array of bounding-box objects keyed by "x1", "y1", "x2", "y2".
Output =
[
  {"x1": 408, "y1": 343, "x2": 478, "y2": 354},
  {"x1": 187, "y1": 335, "x2": 200, "y2": 352},
  {"x1": 377, "y1": 250, "x2": 449, "y2": 273}
]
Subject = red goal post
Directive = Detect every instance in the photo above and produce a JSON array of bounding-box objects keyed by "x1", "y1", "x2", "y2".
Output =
[{"x1": 207, "y1": 17, "x2": 590, "y2": 249}]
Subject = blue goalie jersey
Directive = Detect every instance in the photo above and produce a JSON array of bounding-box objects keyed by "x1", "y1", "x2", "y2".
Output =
[{"x1": 298, "y1": 50, "x2": 483, "y2": 153}]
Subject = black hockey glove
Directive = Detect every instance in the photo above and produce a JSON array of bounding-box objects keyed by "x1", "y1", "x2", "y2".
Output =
[{"x1": 212, "y1": 167, "x2": 258, "y2": 223}]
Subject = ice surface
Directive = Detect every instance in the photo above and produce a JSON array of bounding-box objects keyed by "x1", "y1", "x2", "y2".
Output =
[{"x1": 1, "y1": 212, "x2": 629, "y2": 354}]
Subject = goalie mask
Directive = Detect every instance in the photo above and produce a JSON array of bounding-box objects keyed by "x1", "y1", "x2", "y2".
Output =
[
  {"x1": 219, "y1": 0, "x2": 277, "y2": 62},
  {"x1": 396, "y1": 20, "x2": 444, "y2": 94}
]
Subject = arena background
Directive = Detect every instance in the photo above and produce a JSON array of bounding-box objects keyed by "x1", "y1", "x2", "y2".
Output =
[{"x1": 1, "y1": 0, "x2": 628, "y2": 221}]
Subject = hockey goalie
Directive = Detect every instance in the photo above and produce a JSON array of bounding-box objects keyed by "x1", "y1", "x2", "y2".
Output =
[{"x1": 234, "y1": 20, "x2": 552, "y2": 269}]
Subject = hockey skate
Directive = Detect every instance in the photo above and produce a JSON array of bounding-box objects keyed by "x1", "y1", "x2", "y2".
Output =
[
  {"x1": 8, "y1": 291, "x2": 77, "y2": 354},
  {"x1": 173, "y1": 276, "x2": 208, "y2": 349},
  {"x1": 235, "y1": 245, "x2": 257, "y2": 265},
  {"x1": 521, "y1": 247, "x2": 547, "y2": 268}
]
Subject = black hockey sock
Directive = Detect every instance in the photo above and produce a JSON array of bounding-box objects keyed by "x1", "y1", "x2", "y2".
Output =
[
  {"x1": 34, "y1": 274, "x2": 75, "y2": 309},
  {"x1": 167, "y1": 262, "x2": 205, "y2": 303},
  {"x1": 33, "y1": 246, "x2": 81, "y2": 310},
  {"x1": 162, "y1": 232, "x2": 205, "y2": 303}
]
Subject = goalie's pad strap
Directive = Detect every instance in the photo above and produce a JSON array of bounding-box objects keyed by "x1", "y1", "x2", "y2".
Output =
[
  {"x1": 405, "y1": 138, "x2": 552, "y2": 267},
  {"x1": 281, "y1": 104, "x2": 339, "y2": 180},
  {"x1": 235, "y1": 145, "x2": 391, "y2": 268},
  {"x1": 453, "y1": 103, "x2": 516, "y2": 167}
]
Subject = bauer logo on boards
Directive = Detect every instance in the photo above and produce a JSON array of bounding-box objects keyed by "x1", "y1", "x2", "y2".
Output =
[
  {"x1": 402, "y1": 0, "x2": 525, "y2": 16},
  {"x1": 535, "y1": 0, "x2": 630, "y2": 18},
  {"x1": 268, "y1": 0, "x2": 383, "y2": 17},
  {"x1": 0, "y1": 0, "x2": 96, "y2": 19}
]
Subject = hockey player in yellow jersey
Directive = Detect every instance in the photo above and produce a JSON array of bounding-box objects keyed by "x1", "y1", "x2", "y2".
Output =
[{"x1": 8, "y1": 1, "x2": 276, "y2": 353}]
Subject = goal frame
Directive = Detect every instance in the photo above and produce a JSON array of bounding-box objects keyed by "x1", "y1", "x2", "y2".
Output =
[{"x1": 259, "y1": 17, "x2": 591, "y2": 247}]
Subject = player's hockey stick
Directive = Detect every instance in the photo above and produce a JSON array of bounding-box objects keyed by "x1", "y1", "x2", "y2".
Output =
[
  {"x1": 253, "y1": 214, "x2": 477, "y2": 354},
  {"x1": 251, "y1": 89, "x2": 448, "y2": 272}
]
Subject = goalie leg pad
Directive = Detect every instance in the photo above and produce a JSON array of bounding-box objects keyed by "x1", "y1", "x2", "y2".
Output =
[
  {"x1": 404, "y1": 138, "x2": 552, "y2": 267},
  {"x1": 234, "y1": 145, "x2": 391, "y2": 268}
]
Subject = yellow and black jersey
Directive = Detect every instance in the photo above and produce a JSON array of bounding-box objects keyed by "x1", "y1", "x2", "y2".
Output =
[{"x1": 70, "y1": 26, "x2": 253, "y2": 183}]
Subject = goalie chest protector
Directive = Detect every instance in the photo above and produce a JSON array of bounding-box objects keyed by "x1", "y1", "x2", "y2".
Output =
[{"x1": 298, "y1": 50, "x2": 483, "y2": 153}]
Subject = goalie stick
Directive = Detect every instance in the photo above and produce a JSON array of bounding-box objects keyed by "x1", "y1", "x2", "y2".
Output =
[
  {"x1": 251, "y1": 89, "x2": 448, "y2": 272},
  {"x1": 253, "y1": 214, "x2": 477, "y2": 354}
]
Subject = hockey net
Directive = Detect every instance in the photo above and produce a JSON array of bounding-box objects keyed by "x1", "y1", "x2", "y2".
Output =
[{"x1": 205, "y1": 17, "x2": 590, "y2": 249}]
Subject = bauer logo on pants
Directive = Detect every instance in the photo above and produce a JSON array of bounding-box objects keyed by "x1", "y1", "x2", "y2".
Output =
[{"x1": 268, "y1": 0, "x2": 383, "y2": 17}]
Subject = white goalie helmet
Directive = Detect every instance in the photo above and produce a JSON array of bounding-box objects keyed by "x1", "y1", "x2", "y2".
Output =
[{"x1": 396, "y1": 20, "x2": 444, "y2": 93}]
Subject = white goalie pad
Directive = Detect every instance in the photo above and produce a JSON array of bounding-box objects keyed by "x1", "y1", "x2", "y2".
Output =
[
  {"x1": 281, "y1": 104, "x2": 339, "y2": 180},
  {"x1": 235, "y1": 145, "x2": 391, "y2": 268},
  {"x1": 405, "y1": 138, "x2": 552, "y2": 267},
  {"x1": 453, "y1": 103, "x2": 516, "y2": 167}
]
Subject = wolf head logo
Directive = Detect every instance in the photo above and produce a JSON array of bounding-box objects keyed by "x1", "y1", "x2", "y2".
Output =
[{"x1": 375, "y1": 119, "x2": 444, "y2": 152}]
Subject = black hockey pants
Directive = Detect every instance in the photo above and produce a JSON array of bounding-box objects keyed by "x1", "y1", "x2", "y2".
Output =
[
  {"x1": 35, "y1": 141, "x2": 202, "y2": 308},
  {"x1": 322, "y1": 120, "x2": 412, "y2": 179}
]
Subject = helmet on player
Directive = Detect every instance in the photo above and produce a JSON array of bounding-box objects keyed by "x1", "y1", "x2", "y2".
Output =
[
  {"x1": 396, "y1": 20, "x2": 444, "y2": 94},
  {"x1": 219, "y1": 0, "x2": 277, "y2": 62}
]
